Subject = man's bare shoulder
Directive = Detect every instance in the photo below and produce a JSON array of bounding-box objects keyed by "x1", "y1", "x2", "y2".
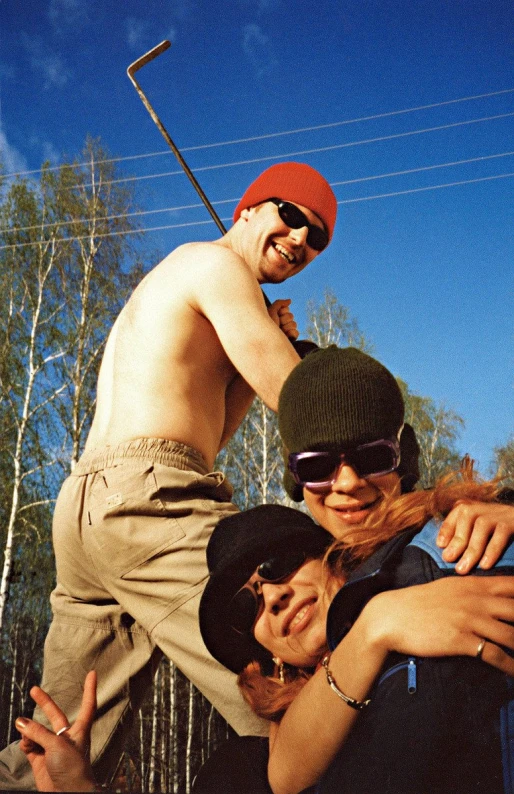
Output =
[
  {"x1": 162, "y1": 240, "x2": 246, "y2": 271},
  {"x1": 157, "y1": 240, "x2": 259, "y2": 299}
]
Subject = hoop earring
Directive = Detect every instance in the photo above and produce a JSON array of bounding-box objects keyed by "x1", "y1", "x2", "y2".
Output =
[{"x1": 273, "y1": 657, "x2": 285, "y2": 684}]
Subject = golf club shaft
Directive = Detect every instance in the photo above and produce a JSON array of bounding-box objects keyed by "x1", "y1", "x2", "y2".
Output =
[
  {"x1": 126, "y1": 42, "x2": 317, "y2": 342},
  {"x1": 127, "y1": 41, "x2": 226, "y2": 236}
]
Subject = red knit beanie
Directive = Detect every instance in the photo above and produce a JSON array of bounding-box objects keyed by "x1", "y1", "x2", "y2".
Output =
[{"x1": 232, "y1": 162, "x2": 337, "y2": 241}]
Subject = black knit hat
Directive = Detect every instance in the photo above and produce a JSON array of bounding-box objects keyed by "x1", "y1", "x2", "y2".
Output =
[
  {"x1": 279, "y1": 346, "x2": 420, "y2": 500},
  {"x1": 199, "y1": 505, "x2": 332, "y2": 674}
]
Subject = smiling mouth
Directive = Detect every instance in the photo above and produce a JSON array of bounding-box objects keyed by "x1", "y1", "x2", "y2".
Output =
[
  {"x1": 333, "y1": 498, "x2": 380, "y2": 514},
  {"x1": 283, "y1": 599, "x2": 316, "y2": 636},
  {"x1": 272, "y1": 241, "x2": 297, "y2": 264}
]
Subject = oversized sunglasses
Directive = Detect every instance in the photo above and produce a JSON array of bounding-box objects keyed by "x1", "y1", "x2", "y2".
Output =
[
  {"x1": 228, "y1": 550, "x2": 308, "y2": 635},
  {"x1": 288, "y1": 439, "x2": 401, "y2": 491},
  {"x1": 269, "y1": 198, "x2": 328, "y2": 252}
]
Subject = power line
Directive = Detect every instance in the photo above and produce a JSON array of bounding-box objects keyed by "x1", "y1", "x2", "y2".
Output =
[
  {"x1": 331, "y1": 151, "x2": 514, "y2": 186},
  {"x1": 2, "y1": 151, "x2": 513, "y2": 236},
  {"x1": 1, "y1": 169, "x2": 512, "y2": 251},
  {"x1": 4, "y1": 88, "x2": 514, "y2": 180},
  {"x1": 75, "y1": 111, "x2": 514, "y2": 190},
  {"x1": 340, "y1": 171, "x2": 514, "y2": 203}
]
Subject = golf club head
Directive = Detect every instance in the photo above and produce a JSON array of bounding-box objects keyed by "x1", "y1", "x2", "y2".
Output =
[{"x1": 127, "y1": 40, "x2": 171, "y2": 80}]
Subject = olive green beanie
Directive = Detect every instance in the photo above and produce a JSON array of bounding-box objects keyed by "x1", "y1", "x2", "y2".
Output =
[{"x1": 278, "y1": 346, "x2": 420, "y2": 500}]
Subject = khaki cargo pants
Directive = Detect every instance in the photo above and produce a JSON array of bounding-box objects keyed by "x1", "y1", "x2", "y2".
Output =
[{"x1": 0, "y1": 439, "x2": 266, "y2": 789}]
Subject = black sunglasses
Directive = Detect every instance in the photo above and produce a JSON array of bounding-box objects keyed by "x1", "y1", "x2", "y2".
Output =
[
  {"x1": 228, "y1": 550, "x2": 308, "y2": 635},
  {"x1": 288, "y1": 439, "x2": 401, "y2": 491},
  {"x1": 269, "y1": 198, "x2": 328, "y2": 252}
]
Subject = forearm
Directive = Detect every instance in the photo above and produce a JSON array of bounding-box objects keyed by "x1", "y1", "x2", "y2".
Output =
[{"x1": 268, "y1": 616, "x2": 388, "y2": 794}]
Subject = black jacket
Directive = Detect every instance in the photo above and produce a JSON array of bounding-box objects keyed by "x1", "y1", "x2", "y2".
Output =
[{"x1": 319, "y1": 520, "x2": 514, "y2": 794}]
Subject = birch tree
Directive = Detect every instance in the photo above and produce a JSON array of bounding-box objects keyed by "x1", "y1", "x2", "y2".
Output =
[
  {"x1": 0, "y1": 175, "x2": 67, "y2": 632},
  {"x1": 398, "y1": 378, "x2": 464, "y2": 487},
  {"x1": 50, "y1": 138, "x2": 146, "y2": 471},
  {"x1": 306, "y1": 288, "x2": 371, "y2": 350},
  {"x1": 0, "y1": 140, "x2": 151, "y2": 746}
]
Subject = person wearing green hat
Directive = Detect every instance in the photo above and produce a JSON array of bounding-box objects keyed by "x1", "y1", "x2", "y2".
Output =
[
  {"x1": 260, "y1": 346, "x2": 514, "y2": 793},
  {"x1": 279, "y1": 345, "x2": 513, "y2": 572}
]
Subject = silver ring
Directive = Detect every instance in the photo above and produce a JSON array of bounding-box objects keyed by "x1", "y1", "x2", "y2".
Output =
[
  {"x1": 56, "y1": 726, "x2": 70, "y2": 736},
  {"x1": 475, "y1": 638, "x2": 486, "y2": 659}
]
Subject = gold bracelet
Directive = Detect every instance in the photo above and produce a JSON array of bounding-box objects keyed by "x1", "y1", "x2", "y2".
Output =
[{"x1": 321, "y1": 655, "x2": 371, "y2": 711}]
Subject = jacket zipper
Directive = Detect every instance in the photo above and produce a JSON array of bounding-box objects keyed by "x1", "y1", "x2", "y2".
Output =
[{"x1": 377, "y1": 656, "x2": 417, "y2": 694}]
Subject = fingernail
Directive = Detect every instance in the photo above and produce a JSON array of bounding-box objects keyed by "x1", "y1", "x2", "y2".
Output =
[
  {"x1": 480, "y1": 555, "x2": 490, "y2": 569},
  {"x1": 456, "y1": 559, "x2": 467, "y2": 572},
  {"x1": 15, "y1": 718, "x2": 28, "y2": 730},
  {"x1": 436, "y1": 536, "x2": 445, "y2": 547}
]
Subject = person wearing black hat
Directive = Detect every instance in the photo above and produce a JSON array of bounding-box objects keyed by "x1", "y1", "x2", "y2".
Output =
[
  {"x1": 194, "y1": 501, "x2": 514, "y2": 794},
  {"x1": 15, "y1": 498, "x2": 514, "y2": 794}
]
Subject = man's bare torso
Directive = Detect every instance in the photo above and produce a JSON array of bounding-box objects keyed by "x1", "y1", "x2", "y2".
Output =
[{"x1": 86, "y1": 242, "x2": 239, "y2": 469}]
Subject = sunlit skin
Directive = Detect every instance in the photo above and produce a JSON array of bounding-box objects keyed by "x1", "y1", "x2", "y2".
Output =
[
  {"x1": 302, "y1": 462, "x2": 401, "y2": 542},
  {"x1": 234, "y1": 200, "x2": 326, "y2": 285},
  {"x1": 252, "y1": 560, "x2": 342, "y2": 667},
  {"x1": 86, "y1": 194, "x2": 322, "y2": 467}
]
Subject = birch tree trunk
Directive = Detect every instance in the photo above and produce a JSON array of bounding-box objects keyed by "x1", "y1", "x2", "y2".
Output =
[
  {"x1": 148, "y1": 664, "x2": 160, "y2": 792},
  {"x1": 0, "y1": 219, "x2": 66, "y2": 631},
  {"x1": 171, "y1": 663, "x2": 179, "y2": 794},
  {"x1": 185, "y1": 679, "x2": 195, "y2": 794}
]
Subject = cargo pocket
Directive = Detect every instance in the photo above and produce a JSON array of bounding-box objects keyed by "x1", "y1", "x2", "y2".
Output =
[{"x1": 86, "y1": 461, "x2": 186, "y2": 577}]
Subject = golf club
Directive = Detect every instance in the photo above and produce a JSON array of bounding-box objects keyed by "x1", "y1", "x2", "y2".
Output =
[
  {"x1": 127, "y1": 41, "x2": 317, "y2": 354},
  {"x1": 127, "y1": 40, "x2": 227, "y2": 236}
]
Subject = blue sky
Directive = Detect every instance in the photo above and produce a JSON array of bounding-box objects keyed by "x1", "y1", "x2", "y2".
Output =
[{"x1": 1, "y1": 0, "x2": 513, "y2": 473}]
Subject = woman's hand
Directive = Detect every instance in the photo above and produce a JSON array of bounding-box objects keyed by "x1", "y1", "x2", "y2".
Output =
[
  {"x1": 363, "y1": 575, "x2": 514, "y2": 674},
  {"x1": 436, "y1": 501, "x2": 514, "y2": 573},
  {"x1": 15, "y1": 671, "x2": 97, "y2": 792}
]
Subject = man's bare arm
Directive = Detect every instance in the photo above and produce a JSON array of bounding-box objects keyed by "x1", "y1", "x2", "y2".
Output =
[
  {"x1": 218, "y1": 297, "x2": 299, "y2": 449},
  {"x1": 188, "y1": 245, "x2": 301, "y2": 411}
]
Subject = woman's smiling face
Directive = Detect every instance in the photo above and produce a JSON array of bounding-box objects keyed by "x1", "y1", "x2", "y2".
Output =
[{"x1": 252, "y1": 559, "x2": 340, "y2": 667}]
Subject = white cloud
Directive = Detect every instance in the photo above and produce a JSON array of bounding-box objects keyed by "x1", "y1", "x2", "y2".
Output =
[
  {"x1": 22, "y1": 35, "x2": 71, "y2": 90},
  {"x1": 242, "y1": 23, "x2": 277, "y2": 76},
  {"x1": 28, "y1": 136, "x2": 61, "y2": 166},
  {"x1": 48, "y1": 0, "x2": 89, "y2": 32},
  {"x1": 41, "y1": 140, "x2": 61, "y2": 165},
  {"x1": 125, "y1": 17, "x2": 177, "y2": 51},
  {"x1": 126, "y1": 17, "x2": 151, "y2": 49},
  {"x1": 125, "y1": 15, "x2": 179, "y2": 52},
  {"x1": 0, "y1": 125, "x2": 28, "y2": 177}
]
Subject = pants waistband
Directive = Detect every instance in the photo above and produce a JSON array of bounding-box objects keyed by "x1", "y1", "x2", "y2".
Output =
[{"x1": 72, "y1": 438, "x2": 209, "y2": 476}]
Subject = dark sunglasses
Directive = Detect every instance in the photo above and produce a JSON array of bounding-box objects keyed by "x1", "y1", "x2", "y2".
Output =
[
  {"x1": 288, "y1": 439, "x2": 401, "y2": 491},
  {"x1": 269, "y1": 198, "x2": 328, "y2": 252},
  {"x1": 228, "y1": 550, "x2": 308, "y2": 635}
]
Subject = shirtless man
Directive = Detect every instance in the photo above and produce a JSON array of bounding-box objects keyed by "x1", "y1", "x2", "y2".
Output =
[{"x1": 0, "y1": 161, "x2": 338, "y2": 788}]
